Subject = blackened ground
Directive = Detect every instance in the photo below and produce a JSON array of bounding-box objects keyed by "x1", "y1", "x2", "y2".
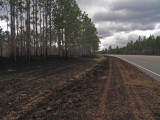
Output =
[{"x1": 0, "y1": 56, "x2": 160, "y2": 120}]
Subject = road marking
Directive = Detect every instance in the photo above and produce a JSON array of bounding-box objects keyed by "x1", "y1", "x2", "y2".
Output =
[{"x1": 117, "y1": 57, "x2": 160, "y2": 78}]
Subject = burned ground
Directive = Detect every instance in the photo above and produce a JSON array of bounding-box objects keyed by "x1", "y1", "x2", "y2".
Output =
[{"x1": 0, "y1": 56, "x2": 160, "y2": 120}]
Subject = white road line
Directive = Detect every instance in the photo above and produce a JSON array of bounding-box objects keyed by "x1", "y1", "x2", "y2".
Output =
[{"x1": 117, "y1": 57, "x2": 160, "y2": 78}]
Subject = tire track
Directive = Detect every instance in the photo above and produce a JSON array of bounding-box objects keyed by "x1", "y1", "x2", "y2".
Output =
[
  {"x1": 105, "y1": 57, "x2": 135, "y2": 120},
  {"x1": 96, "y1": 57, "x2": 112, "y2": 120},
  {"x1": 115, "y1": 57, "x2": 154, "y2": 120},
  {"x1": 114, "y1": 58, "x2": 140, "y2": 120}
]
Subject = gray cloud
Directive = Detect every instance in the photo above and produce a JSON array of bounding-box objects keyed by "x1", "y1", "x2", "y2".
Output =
[
  {"x1": 97, "y1": 22, "x2": 155, "y2": 38},
  {"x1": 76, "y1": 0, "x2": 108, "y2": 7},
  {"x1": 111, "y1": 0, "x2": 160, "y2": 12},
  {"x1": 76, "y1": 0, "x2": 160, "y2": 49},
  {"x1": 91, "y1": 0, "x2": 160, "y2": 38},
  {"x1": 93, "y1": 10, "x2": 160, "y2": 24}
]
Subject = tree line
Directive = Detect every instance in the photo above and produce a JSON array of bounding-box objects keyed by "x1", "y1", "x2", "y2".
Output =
[
  {"x1": 0, "y1": 0, "x2": 100, "y2": 62},
  {"x1": 98, "y1": 35, "x2": 160, "y2": 55}
]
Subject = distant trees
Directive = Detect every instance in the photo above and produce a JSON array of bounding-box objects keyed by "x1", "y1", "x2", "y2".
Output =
[
  {"x1": 0, "y1": 0, "x2": 100, "y2": 62},
  {"x1": 99, "y1": 35, "x2": 160, "y2": 55}
]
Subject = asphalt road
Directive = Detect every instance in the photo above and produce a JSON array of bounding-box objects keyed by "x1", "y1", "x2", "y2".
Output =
[{"x1": 111, "y1": 55, "x2": 160, "y2": 81}]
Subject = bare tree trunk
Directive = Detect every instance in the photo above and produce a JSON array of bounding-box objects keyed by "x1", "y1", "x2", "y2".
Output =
[
  {"x1": 23, "y1": 11, "x2": 26, "y2": 57},
  {"x1": 40, "y1": 5, "x2": 42, "y2": 56},
  {"x1": 43, "y1": 5, "x2": 45, "y2": 60},
  {"x1": 26, "y1": 0, "x2": 31, "y2": 62},
  {"x1": 35, "y1": 0, "x2": 38, "y2": 56},
  {"x1": 65, "y1": 30, "x2": 68, "y2": 58},
  {"x1": 20, "y1": 4, "x2": 23, "y2": 57},
  {"x1": 58, "y1": 29, "x2": 62, "y2": 58},
  {"x1": 10, "y1": 0, "x2": 16, "y2": 62},
  {"x1": 45, "y1": 0, "x2": 48, "y2": 57},
  {"x1": 61, "y1": 29, "x2": 64, "y2": 56},
  {"x1": 7, "y1": 10, "x2": 10, "y2": 56},
  {"x1": 68, "y1": 39, "x2": 71, "y2": 57},
  {"x1": 49, "y1": 0, "x2": 52, "y2": 57},
  {"x1": 16, "y1": 5, "x2": 19, "y2": 57},
  {"x1": 33, "y1": 0, "x2": 36, "y2": 56}
]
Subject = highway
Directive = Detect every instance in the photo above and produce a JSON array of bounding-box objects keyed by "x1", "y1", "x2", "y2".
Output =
[{"x1": 111, "y1": 55, "x2": 160, "y2": 81}]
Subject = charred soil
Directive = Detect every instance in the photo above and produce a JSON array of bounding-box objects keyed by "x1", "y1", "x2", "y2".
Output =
[{"x1": 0, "y1": 56, "x2": 160, "y2": 120}]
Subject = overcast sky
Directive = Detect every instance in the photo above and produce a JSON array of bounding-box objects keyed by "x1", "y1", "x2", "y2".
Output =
[{"x1": 76, "y1": 0, "x2": 160, "y2": 50}]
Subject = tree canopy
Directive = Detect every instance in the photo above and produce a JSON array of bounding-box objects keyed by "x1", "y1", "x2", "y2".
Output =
[{"x1": 0, "y1": 0, "x2": 100, "y2": 62}]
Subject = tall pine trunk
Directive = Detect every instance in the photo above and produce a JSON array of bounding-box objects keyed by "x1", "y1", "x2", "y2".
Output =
[
  {"x1": 20, "y1": 2, "x2": 23, "y2": 57},
  {"x1": 35, "y1": 0, "x2": 38, "y2": 56},
  {"x1": 10, "y1": 0, "x2": 16, "y2": 62},
  {"x1": 49, "y1": 0, "x2": 52, "y2": 57},
  {"x1": 16, "y1": 4, "x2": 19, "y2": 57},
  {"x1": 45, "y1": 0, "x2": 48, "y2": 57},
  {"x1": 26, "y1": 0, "x2": 31, "y2": 62},
  {"x1": 40, "y1": 5, "x2": 42, "y2": 56},
  {"x1": 33, "y1": 0, "x2": 36, "y2": 56},
  {"x1": 65, "y1": 30, "x2": 68, "y2": 58},
  {"x1": 43, "y1": 5, "x2": 45, "y2": 60},
  {"x1": 58, "y1": 29, "x2": 62, "y2": 58}
]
